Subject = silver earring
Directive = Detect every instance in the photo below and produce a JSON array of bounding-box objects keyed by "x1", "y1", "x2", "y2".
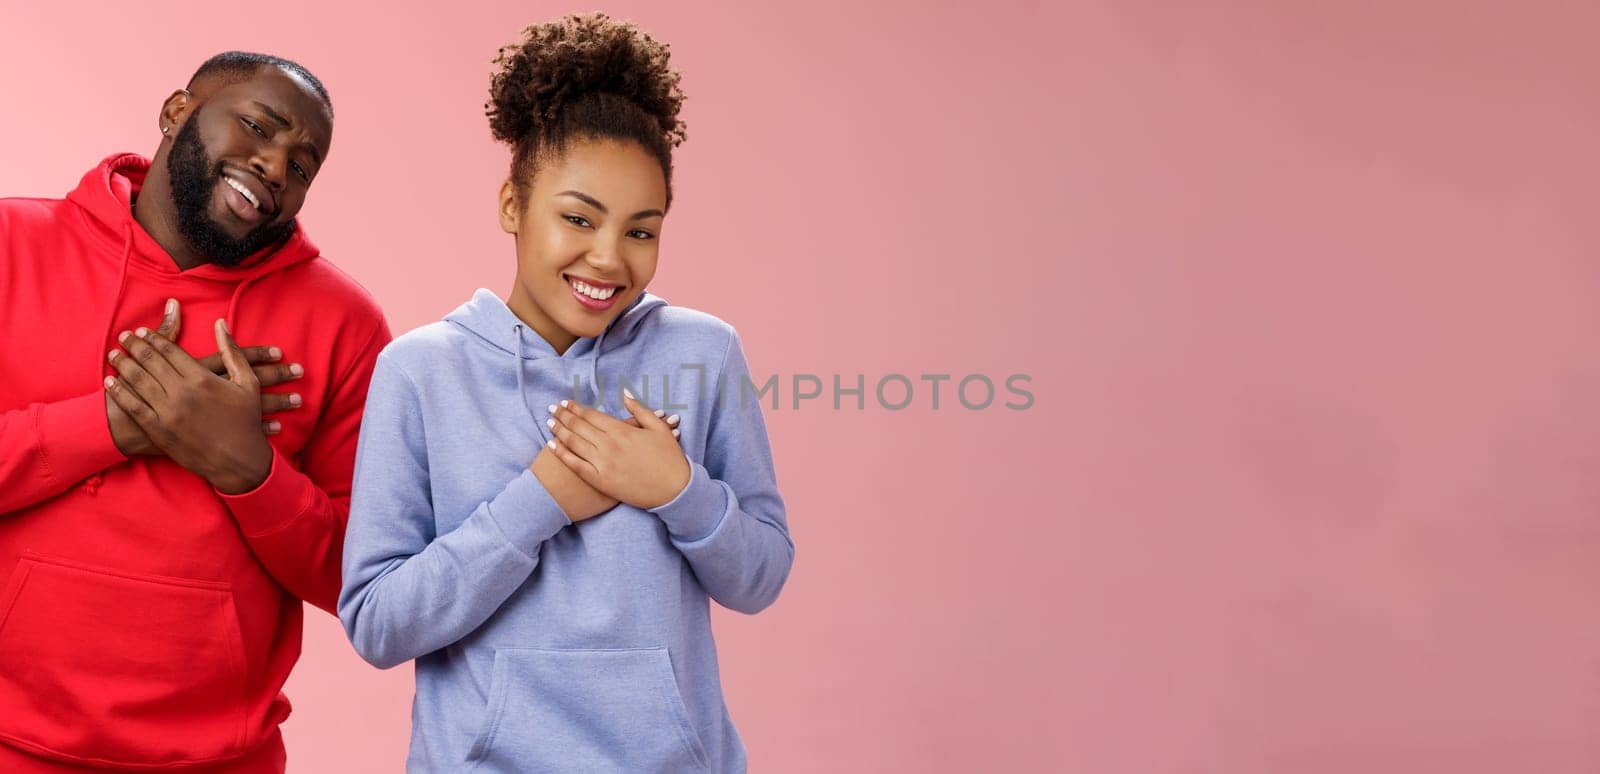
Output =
[{"x1": 162, "y1": 126, "x2": 170, "y2": 134}]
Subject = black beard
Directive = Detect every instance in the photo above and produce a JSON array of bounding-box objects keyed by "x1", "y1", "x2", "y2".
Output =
[{"x1": 166, "y1": 107, "x2": 296, "y2": 267}]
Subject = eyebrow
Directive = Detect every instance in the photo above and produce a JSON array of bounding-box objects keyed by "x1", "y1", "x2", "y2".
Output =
[
  {"x1": 251, "y1": 100, "x2": 324, "y2": 166},
  {"x1": 556, "y1": 190, "x2": 664, "y2": 220}
]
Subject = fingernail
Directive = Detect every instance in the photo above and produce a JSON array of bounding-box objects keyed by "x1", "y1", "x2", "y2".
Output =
[
  {"x1": 269, "y1": 347, "x2": 283, "y2": 360},
  {"x1": 546, "y1": 418, "x2": 556, "y2": 430},
  {"x1": 103, "y1": 376, "x2": 115, "y2": 389},
  {"x1": 107, "y1": 350, "x2": 118, "y2": 362},
  {"x1": 560, "y1": 400, "x2": 569, "y2": 408},
  {"x1": 289, "y1": 364, "x2": 304, "y2": 377},
  {"x1": 667, "y1": 415, "x2": 680, "y2": 426},
  {"x1": 548, "y1": 404, "x2": 557, "y2": 414},
  {"x1": 267, "y1": 420, "x2": 282, "y2": 432},
  {"x1": 165, "y1": 298, "x2": 176, "y2": 315},
  {"x1": 546, "y1": 440, "x2": 556, "y2": 449},
  {"x1": 135, "y1": 327, "x2": 149, "y2": 338},
  {"x1": 118, "y1": 331, "x2": 131, "y2": 343},
  {"x1": 217, "y1": 319, "x2": 229, "y2": 334},
  {"x1": 289, "y1": 393, "x2": 302, "y2": 407},
  {"x1": 672, "y1": 429, "x2": 680, "y2": 438},
  {"x1": 654, "y1": 409, "x2": 665, "y2": 417},
  {"x1": 623, "y1": 388, "x2": 636, "y2": 400}
]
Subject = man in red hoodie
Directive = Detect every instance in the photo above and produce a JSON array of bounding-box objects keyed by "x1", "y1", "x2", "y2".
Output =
[{"x1": 0, "y1": 52, "x2": 390, "y2": 771}]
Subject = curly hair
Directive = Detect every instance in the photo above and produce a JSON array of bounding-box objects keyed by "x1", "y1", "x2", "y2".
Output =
[{"x1": 487, "y1": 13, "x2": 688, "y2": 209}]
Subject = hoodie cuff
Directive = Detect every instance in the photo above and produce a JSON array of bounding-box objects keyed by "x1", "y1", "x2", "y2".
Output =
[
  {"x1": 485, "y1": 468, "x2": 572, "y2": 559},
  {"x1": 218, "y1": 447, "x2": 314, "y2": 536},
  {"x1": 650, "y1": 461, "x2": 729, "y2": 543},
  {"x1": 36, "y1": 391, "x2": 128, "y2": 487}
]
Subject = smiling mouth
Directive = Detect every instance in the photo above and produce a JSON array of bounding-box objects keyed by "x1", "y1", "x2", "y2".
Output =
[
  {"x1": 221, "y1": 170, "x2": 276, "y2": 217},
  {"x1": 224, "y1": 177, "x2": 262, "y2": 211},
  {"x1": 564, "y1": 274, "x2": 623, "y2": 301}
]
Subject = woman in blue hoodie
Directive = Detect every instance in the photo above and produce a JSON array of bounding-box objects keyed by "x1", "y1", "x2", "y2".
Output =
[{"x1": 338, "y1": 13, "x2": 795, "y2": 773}]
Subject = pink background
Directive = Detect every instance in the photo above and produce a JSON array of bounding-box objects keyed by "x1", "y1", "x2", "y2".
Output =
[{"x1": 4, "y1": 1, "x2": 1598, "y2": 771}]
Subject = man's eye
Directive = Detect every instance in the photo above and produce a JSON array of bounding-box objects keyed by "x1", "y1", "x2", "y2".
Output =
[
  {"x1": 242, "y1": 118, "x2": 266, "y2": 137},
  {"x1": 291, "y1": 161, "x2": 308, "y2": 181}
]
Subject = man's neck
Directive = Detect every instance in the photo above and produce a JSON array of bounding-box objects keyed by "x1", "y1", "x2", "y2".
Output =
[{"x1": 131, "y1": 170, "x2": 208, "y2": 272}]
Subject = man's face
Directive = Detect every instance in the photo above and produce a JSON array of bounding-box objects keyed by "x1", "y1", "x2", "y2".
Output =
[{"x1": 166, "y1": 66, "x2": 333, "y2": 266}]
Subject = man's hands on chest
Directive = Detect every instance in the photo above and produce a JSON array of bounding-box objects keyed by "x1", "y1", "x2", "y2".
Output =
[{"x1": 104, "y1": 299, "x2": 307, "y2": 493}]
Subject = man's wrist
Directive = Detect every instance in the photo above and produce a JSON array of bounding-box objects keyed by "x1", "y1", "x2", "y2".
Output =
[{"x1": 212, "y1": 441, "x2": 274, "y2": 494}]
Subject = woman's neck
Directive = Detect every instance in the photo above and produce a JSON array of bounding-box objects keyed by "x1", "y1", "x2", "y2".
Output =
[{"x1": 506, "y1": 283, "x2": 578, "y2": 356}]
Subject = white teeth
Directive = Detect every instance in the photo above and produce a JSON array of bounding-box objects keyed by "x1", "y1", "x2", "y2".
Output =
[
  {"x1": 571, "y1": 279, "x2": 618, "y2": 300},
  {"x1": 224, "y1": 177, "x2": 261, "y2": 210}
]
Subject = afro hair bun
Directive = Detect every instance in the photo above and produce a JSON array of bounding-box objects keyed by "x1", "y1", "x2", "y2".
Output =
[{"x1": 487, "y1": 12, "x2": 687, "y2": 150}]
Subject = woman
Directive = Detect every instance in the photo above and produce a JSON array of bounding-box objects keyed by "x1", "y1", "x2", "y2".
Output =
[{"x1": 338, "y1": 13, "x2": 795, "y2": 773}]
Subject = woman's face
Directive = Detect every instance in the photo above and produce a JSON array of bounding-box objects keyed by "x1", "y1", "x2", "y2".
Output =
[{"x1": 502, "y1": 137, "x2": 668, "y2": 354}]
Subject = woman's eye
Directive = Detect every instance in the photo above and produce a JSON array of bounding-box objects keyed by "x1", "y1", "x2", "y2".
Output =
[
  {"x1": 291, "y1": 161, "x2": 308, "y2": 181},
  {"x1": 564, "y1": 215, "x2": 591, "y2": 228},
  {"x1": 628, "y1": 230, "x2": 655, "y2": 240}
]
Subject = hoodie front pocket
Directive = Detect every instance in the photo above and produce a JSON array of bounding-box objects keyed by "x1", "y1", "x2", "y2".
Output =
[
  {"x1": 467, "y1": 646, "x2": 710, "y2": 773},
  {"x1": 0, "y1": 553, "x2": 248, "y2": 766}
]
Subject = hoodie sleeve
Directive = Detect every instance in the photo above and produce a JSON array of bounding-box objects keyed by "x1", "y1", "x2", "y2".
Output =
[
  {"x1": 338, "y1": 352, "x2": 572, "y2": 669},
  {"x1": 216, "y1": 319, "x2": 391, "y2": 615},
  {"x1": 0, "y1": 392, "x2": 128, "y2": 514},
  {"x1": 649, "y1": 328, "x2": 795, "y2": 614}
]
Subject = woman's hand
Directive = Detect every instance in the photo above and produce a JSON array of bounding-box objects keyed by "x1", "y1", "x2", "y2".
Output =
[
  {"x1": 529, "y1": 446, "x2": 617, "y2": 523},
  {"x1": 545, "y1": 391, "x2": 688, "y2": 511}
]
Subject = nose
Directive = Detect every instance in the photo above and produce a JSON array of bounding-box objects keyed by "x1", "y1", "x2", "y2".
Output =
[
  {"x1": 248, "y1": 147, "x2": 288, "y2": 192},
  {"x1": 585, "y1": 234, "x2": 624, "y2": 272}
]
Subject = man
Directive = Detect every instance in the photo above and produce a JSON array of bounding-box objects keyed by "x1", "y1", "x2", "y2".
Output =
[{"x1": 0, "y1": 52, "x2": 389, "y2": 772}]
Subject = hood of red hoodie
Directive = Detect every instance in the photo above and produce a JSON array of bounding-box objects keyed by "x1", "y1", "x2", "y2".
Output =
[{"x1": 66, "y1": 153, "x2": 321, "y2": 283}]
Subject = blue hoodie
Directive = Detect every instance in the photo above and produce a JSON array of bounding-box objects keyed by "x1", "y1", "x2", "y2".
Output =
[{"x1": 338, "y1": 289, "x2": 795, "y2": 773}]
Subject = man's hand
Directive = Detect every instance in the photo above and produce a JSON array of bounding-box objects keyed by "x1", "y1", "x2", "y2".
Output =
[
  {"x1": 545, "y1": 391, "x2": 689, "y2": 511},
  {"x1": 104, "y1": 317, "x2": 275, "y2": 494},
  {"x1": 530, "y1": 404, "x2": 682, "y2": 522},
  {"x1": 106, "y1": 299, "x2": 305, "y2": 457}
]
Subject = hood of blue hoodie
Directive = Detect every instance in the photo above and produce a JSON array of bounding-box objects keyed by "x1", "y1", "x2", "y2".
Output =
[
  {"x1": 442, "y1": 288, "x2": 667, "y2": 411},
  {"x1": 442, "y1": 287, "x2": 663, "y2": 361}
]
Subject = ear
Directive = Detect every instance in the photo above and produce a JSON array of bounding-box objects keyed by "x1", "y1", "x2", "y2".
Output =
[
  {"x1": 498, "y1": 178, "x2": 521, "y2": 234},
  {"x1": 159, "y1": 89, "x2": 193, "y2": 138}
]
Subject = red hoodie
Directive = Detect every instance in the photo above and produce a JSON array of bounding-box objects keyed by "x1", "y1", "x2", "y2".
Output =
[{"x1": 0, "y1": 155, "x2": 391, "y2": 771}]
